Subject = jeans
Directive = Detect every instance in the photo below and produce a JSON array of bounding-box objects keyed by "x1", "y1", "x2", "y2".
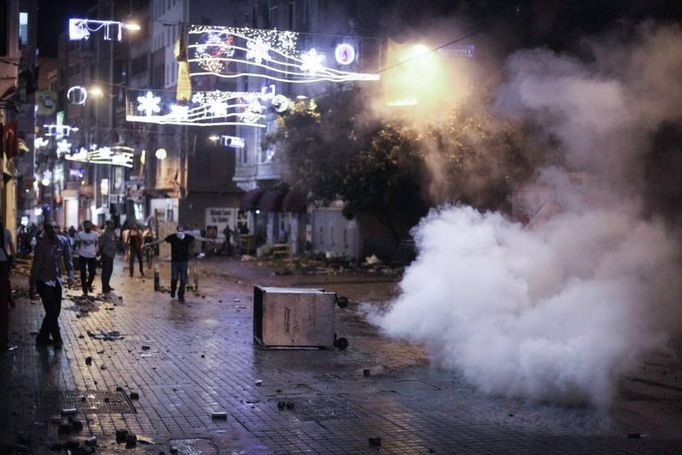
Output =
[
  {"x1": 170, "y1": 261, "x2": 188, "y2": 298},
  {"x1": 0, "y1": 261, "x2": 10, "y2": 346},
  {"x1": 101, "y1": 254, "x2": 114, "y2": 292},
  {"x1": 79, "y1": 256, "x2": 97, "y2": 293},
  {"x1": 129, "y1": 248, "x2": 144, "y2": 276},
  {"x1": 37, "y1": 280, "x2": 62, "y2": 343}
]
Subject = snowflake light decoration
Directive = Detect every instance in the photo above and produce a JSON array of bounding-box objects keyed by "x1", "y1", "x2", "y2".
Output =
[
  {"x1": 170, "y1": 104, "x2": 189, "y2": 118},
  {"x1": 208, "y1": 100, "x2": 228, "y2": 117},
  {"x1": 246, "y1": 38, "x2": 271, "y2": 64},
  {"x1": 300, "y1": 48, "x2": 326, "y2": 75},
  {"x1": 137, "y1": 91, "x2": 161, "y2": 116},
  {"x1": 56, "y1": 139, "x2": 72, "y2": 156}
]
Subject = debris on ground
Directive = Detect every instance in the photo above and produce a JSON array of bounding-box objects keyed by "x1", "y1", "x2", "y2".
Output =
[
  {"x1": 87, "y1": 330, "x2": 123, "y2": 341},
  {"x1": 85, "y1": 357, "x2": 93, "y2": 366},
  {"x1": 363, "y1": 369, "x2": 371, "y2": 377},
  {"x1": 129, "y1": 392, "x2": 140, "y2": 400},
  {"x1": 368, "y1": 437, "x2": 382, "y2": 446},
  {"x1": 254, "y1": 379, "x2": 263, "y2": 386},
  {"x1": 211, "y1": 411, "x2": 228, "y2": 420}
]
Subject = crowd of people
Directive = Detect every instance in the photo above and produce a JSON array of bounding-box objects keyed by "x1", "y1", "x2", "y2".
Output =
[{"x1": 0, "y1": 218, "x2": 221, "y2": 351}]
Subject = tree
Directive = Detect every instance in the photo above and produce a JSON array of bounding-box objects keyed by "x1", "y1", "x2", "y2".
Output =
[{"x1": 264, "y1": 88, "x2": 541, "y2": 243}]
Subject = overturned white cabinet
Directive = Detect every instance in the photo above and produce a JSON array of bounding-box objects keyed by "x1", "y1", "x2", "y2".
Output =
[{"x1": 253, "y1": 286, "x2": 340, "y2": 349}]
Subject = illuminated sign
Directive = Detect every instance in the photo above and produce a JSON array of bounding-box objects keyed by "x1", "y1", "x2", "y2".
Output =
[
  {"x1": 219, "y1": 135, "x2": 245, "y2": 148},
  {"x1": 335, "y1": 43, "x2": 356, "y2": 65}
]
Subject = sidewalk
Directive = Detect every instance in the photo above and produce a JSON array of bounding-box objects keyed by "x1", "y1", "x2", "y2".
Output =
[{"x1": 1, "y1": 256, "x2": 681, "y2": 454}]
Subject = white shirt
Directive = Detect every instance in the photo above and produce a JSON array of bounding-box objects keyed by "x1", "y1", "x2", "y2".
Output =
[{"x1": 76, "y1": 230, "x2": 99, "y2": 258}]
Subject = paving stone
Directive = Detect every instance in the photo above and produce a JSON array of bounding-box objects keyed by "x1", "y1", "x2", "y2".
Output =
[{"x1": 1, "y1": 257, "x2": 681, "y2": 454}]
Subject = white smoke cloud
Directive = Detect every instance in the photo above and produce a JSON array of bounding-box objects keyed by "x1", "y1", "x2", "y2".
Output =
[{"x1": 371, "y1": 25, "x2": 682, "y2": 407}]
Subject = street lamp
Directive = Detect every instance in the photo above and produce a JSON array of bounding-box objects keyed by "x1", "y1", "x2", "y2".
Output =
[{"x1": 89, "y1": 86, "x2": 104, "y2": 98}]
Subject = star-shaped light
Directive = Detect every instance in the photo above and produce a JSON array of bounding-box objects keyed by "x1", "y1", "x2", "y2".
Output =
[
  {"x1": 246, "y1": 38, "x2": 271, "y2": 64},
  {"x1": 208, "y1": 100, "x2": 228, "y2": 117},
  {"x1": 170, "y1": 104, "x2": 189, "y2": 118},
  {"x1": 56, "y1": 139, "x2": 72, "y2": 156},
  {"x1": 35, "y1": 137, "x2": 49, "y2": 148},
  {"x1": 137, "y1": 91, "x2": 161, "y2": 116},
  {"x1": 300, "y1": 48, "x2": 325, "y2": 75}
]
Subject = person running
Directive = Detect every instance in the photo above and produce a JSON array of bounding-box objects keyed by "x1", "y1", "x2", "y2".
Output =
[
  {"x1": 97, "y1": 220, "x2": 117, "y2": 293},
  {"x1": 145, "y1": 225, "x2": 206, "y2": 303},
  {"x1": 29, "y1": 221, "x2": 74, "y2": 349},
  {"x1": 75, "y1": 220, "x2": 98, "y2": 296},
  {"x1": 0, "y1": 219, "x2": 16, "y2": 351},
  {"x1": 127, "y1": 224, "x2": 144, "y2": 277}
]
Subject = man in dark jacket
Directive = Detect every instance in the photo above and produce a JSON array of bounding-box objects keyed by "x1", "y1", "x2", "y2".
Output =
[{"x1": 29, "y1": 221, "x2": 74, "y2": 349}]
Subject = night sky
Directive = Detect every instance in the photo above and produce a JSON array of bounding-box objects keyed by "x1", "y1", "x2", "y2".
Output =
[{"x1": 37, "y1": 0, "x2": 92, "y2": 57}]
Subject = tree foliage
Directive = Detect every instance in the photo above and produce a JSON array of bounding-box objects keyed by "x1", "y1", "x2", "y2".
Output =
[{"x1": 264, "y1": 87, "x2": 541, "y2": 241}]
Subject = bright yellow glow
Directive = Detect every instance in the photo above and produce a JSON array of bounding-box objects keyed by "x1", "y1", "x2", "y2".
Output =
[
  {"x1": 89, "y1": 87, "x2": 104, "y2": 97},
  {"x1": 208, "y1": 135, "x2": 219, "y2": 142},
  {"x1": 124, "y1": 22, "x2": 141, "y2": 31}
]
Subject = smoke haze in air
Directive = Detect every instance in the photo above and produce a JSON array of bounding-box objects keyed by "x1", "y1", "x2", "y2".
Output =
[{"x1": 371, "y1": 24, "x2": 682, "y2": 408}]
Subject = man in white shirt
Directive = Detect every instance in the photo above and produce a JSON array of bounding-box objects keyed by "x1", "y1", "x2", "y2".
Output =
[{"x1": 75, "y1": 220, "x2": 98, "y2": 296}]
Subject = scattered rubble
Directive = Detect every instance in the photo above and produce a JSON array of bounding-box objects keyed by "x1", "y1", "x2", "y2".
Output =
[
  {"x1": 129, "y1": 392, "x2": 140, "y2": 400},
  {"x1": 87, "y1": 330, "x2": 123, "y2": 341}
]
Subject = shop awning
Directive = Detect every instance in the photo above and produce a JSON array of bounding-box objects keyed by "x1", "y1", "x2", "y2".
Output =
[
  {"x1": 239, "y1": 188, "x2": 265, "y2": 211},
  {"x1": 282, "y1": 190, "x2": 307, "y2": 213},
  {"x1": 258, "y1": 188, "x2": 287, "y2": 212}
]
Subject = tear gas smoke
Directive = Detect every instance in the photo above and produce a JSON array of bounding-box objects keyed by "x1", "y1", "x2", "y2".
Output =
[{"x1": 371, "y1": 25, "x2": 682, "y2": 407}]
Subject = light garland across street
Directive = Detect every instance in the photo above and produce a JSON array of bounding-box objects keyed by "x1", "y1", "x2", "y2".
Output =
[{"x1": 187, "y1": 25, "x2": 379, "y2": 83}]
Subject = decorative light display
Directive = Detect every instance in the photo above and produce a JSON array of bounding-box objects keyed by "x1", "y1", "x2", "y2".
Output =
[
  {"x1": 271, "y1": 94, "x2": 290, "y2": 113},
  {"x1": 35, "y1": 137, "x2": 50, "y2": 148},
  {"x1": 300, "y1": 48, "x2": 326, "y2": 75},
  {"x1": 335, "y1": 43, "x2": 356, "y2": 65},
  {"x1": 137, "y1": 91, "x2": 162, "y2": 116},
  {"x1": 69, "y1": 18, "x2": 137, "y2": 41},
  {"x1": 61, "y1": 145, "x2": 134, "y2": 168},
  {"x1": 56, "y1": 139, "x2": 72, "y2": 155},
  {"x1": 43, "y1": 124, "x2": 79, "y2": 138},
  {"x1": 187, "y1": 25, "x2": 379, "y2": 84},
  {"x1": 246, "y1": 38, "x2": 272, "y2": 64},
  {"x1": 126, "y1": 89, "x2": 275, "y2": 127},
  {"x1": 67, "y1": 86, "x2": 88, "y2": 105},
  {"x1": 155, "y1": 148, "x2": 167, "y2": 160}
]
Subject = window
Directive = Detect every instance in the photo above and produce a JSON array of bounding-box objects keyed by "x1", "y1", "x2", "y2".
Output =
[
  {"x1": 269, "y1": 5, "x2": 278, "y2": 27},
  {"x1": 19, "y1": 12, "x2": 29, "y2": 45}
]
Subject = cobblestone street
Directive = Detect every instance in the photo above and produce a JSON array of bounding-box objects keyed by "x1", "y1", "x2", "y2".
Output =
[{"x1": 1, "y1": 257, "x2": 682, "y2": 454}]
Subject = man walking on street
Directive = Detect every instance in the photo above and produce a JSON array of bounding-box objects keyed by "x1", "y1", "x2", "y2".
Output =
[
  {"x1": 98, "y1": 220, "x2": 117, "y2": 293},
  {"x1": 127, "y1": 224, "x2": 144, "y2": 277},
  {"x1": 29, "y1": 221, "x2": 74, "y2": 349},
  {"x1": 0, "y1": 219, "x2": 16, "y2": 351},
  {"x1": 146, "y1": 225, "x2": 206, "y2": 303},
  {"x1": 75, "y1": 220, "x2": 98, "y2": 296}
]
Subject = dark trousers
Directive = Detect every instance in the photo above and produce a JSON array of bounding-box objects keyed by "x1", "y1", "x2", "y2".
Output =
[
  {"x1": 79, "y1": 256, "x2": 97, "y2": 293},
  {"x1": 0, "y1": 262, "x2": 10, "y2": 346},
  {"x1": 101, "y1": 254, "x2": 114, "y2": 292},
  {"x1": 37, "y1": 280, "x2": 62, "y2": 343},
  {"x1": 129, "y1": 248, "x2": 144, "y2": 276},
  {"x1": 170, "y1": 261, "x2": 188, "y2": 298}
]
